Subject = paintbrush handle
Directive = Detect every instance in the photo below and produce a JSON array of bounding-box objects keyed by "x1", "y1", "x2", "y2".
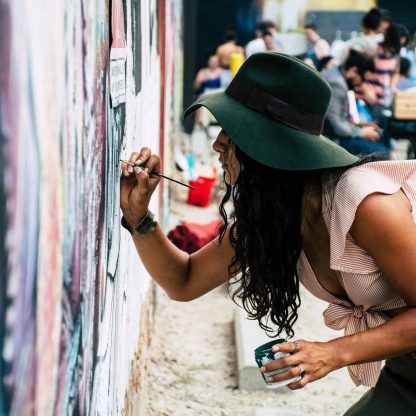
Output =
[
  {"x1": 120, "y1": 160, "x2": 195, "y2": 190},
  {"x1": 152, "y1": 171, "x2": 195, "y2": 190}
]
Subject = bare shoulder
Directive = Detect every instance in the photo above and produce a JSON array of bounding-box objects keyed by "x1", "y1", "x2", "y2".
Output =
[
  {"x1": 351, "y1": 190, "x2": 413, "y2": 244},
  {"x1": 350, "y1": 190, "x2": 416, "y2": 305}
]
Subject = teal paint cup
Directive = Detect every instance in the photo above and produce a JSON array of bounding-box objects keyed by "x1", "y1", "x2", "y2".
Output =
[{"x1": 254, "y1": 339, "x2": 300, "y2": 389}]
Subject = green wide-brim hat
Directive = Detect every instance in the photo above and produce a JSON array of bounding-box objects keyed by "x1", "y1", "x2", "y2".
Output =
[{"x1": 184, "y1": 52, "x2": 359, "y2": 170}]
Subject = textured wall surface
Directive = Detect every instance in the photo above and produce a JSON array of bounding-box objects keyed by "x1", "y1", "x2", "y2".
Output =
[{"x1": 0, "y1": 0, "x2": 182, "y2": 414}]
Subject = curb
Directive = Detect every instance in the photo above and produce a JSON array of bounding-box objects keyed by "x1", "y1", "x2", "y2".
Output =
[{"x1": 234, "y1": 306, "x2": 281, "y2": 391}]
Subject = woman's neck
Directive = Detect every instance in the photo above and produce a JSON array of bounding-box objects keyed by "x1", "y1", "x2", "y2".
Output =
[{"x1": 302, "y1": 177, "x2": 322, "y2": 221}]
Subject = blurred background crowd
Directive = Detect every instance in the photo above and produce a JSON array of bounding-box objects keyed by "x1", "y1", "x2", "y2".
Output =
[{"x1": 185, "y1": 4, "x2": 416, "y2": 165}]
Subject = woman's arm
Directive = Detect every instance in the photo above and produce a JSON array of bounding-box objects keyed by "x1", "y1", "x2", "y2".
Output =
[
  {"x1": 120, "y1": 148, "x2": 234, "y2": 301},
  {"x1": 315, "y1": 38, "x2": 331, "y2": 59},
  {"x1": 193, "y1": 69, "x2": 205, "y2": 92},
  {"x1": 261, "y1": 190, "x2": 416, "y2": 388}
]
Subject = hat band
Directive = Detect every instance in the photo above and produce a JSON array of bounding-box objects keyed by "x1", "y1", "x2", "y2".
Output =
[{"x1": 226, "y1": 80, "x2": 324, "y2": 134}]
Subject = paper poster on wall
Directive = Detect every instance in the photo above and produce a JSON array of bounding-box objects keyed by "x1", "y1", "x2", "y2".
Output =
[{"x1": 110, "y1": 0, "x2": 127, "y2": 107}]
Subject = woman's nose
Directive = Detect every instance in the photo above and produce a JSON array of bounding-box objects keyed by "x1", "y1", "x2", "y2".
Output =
[{"x1": 212, "y1": 139, "x2": 219, "y2": 153}]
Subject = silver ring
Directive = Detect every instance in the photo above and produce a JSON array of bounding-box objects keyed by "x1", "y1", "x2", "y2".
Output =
[
  {"x1": 293, "y1": 340, "x2": 300, "y2": 353},
  {"x1": 298, "y1": 365, "x2": 305, "y2": 377}
]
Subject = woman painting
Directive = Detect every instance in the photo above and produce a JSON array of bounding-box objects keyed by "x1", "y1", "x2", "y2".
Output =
[{"x1": 120, "y1": 52, "x2": 416, "y2": 415}]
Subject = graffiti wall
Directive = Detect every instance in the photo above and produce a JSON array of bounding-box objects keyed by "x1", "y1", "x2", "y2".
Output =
[{"x1": 0, "y1": 0, "x2": 182, "y2": 414}]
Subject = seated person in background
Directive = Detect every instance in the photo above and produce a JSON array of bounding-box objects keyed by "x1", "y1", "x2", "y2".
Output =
[
  {"x1": 216, "y1": 31, "x2": 244, "y2": 69},
  {"x1": 193, "y1": 55, "x2": 223, "y2": 96},
  {"x1": 245, "y1": 22, "x2": 267, "y2": 58},
  {"x1": 216, "y1": 31, "x2": 244, "y2": 89},
  {"x1": 304, "y1": 23, "x2": 331, "y2": 68},
  {"x1": 369, "y1": 22, "x2": 401, "y2": 103},
  {"x1": 192, "y1": 55, "x2": 224, "y2": 127},
  {"x1": 262, "y1": 30, "x2": 281, "y2": 52},
  {"x1": 263, "y1": 20, "x2": 284, "y2": 52},
  {"x1": 245, "y1": 21, "x2": 284, "y2": 58},
  {"x1": 320, "y1": 53, "x2": 390, "y2": 158},
  {"x1": 397, "y1": 23, "x2": 410, "y2": 57},
  {"x1": 343, "y1": 8, "x2": 388, "y2": 60},
  {"x1": 396, "y1": 57, "x2": 416, "y2": 91}
]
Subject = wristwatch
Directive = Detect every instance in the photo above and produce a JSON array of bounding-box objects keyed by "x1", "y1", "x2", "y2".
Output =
[{"x1": 121, "y1": 211, "x2": 158, "y2": 235}]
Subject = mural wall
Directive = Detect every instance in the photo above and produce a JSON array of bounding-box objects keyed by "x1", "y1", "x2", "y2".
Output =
[{"x1": 0, "y1": 0, "x2": 182, "y2": 414}]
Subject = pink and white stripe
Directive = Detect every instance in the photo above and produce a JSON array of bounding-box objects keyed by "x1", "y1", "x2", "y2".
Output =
[{"x1": 299, "y1": 160, "x2": 416, "y2": 387}]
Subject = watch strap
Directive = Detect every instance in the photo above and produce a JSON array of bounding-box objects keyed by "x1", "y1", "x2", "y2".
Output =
[
  {"x1": 121, "y1": 216, "x2": 133, "y2": 233},
  {"x1": 121, "y1": 211, "x2": 157, "y2": 235}
]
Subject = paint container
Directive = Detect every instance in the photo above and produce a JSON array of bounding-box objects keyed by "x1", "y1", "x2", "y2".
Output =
[
  {"x1": 254, "y1": 339, "x2": 300, "y2": 389},
  {"x1": 187, "y1": 176, "x2": 216, "y2": 207}
]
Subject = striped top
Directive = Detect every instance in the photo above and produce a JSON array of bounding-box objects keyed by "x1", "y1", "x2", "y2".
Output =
[
  {"x1": 298, "y1": 160, "x2": 416, "y2": 387},
  {"x1": 366, "y1": 46, "x2": 399, "y2": 103}
]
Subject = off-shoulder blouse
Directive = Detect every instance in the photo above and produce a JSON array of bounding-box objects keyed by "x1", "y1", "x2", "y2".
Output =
[{"x1": 298, "y1": 160, "x2": 416, "y2": 387}]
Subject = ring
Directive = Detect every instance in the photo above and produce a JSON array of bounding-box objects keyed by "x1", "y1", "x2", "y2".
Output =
[
  {"x1": 292, "y1": 340, "x2": 300, "y2": 353},
  {"x1": 298, "y1": 365, "x2": 305, "y2": 377}
]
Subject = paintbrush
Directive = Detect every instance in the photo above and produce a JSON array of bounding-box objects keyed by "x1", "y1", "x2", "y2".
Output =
[{"x1": 120, "y1": 160, "x2": 196, "y2": 190}]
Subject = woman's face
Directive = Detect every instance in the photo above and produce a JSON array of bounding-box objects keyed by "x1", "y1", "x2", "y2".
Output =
[
  {"x1": 208, "y1": 55, "x2": 219, "y2": 69},
  {"x1": 263, "y1": 34, "x2": 275, "y2": 50},
  {"x1": 212, "y1": 130, "x2": 241, "y2": 185}
]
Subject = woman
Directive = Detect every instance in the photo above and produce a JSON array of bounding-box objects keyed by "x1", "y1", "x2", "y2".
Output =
[
  {"x1": 344, "y1": 8, "x2": 387, "y2": 60},
  {"x1": 366, "y1": 22, "x2": 402, "y2": 109},
  {"x1": 192, "y1": 54, "x2": 223, "y2": 127},
  {"x1": 120, "y1": 53, "x2": 416, "y2": 415},
  {"x1": 304, "y1": 23, "x2": 331, "y2": 68},
  {"x1": 192, "y1": 54, "x2": 223, "y2": 96}
]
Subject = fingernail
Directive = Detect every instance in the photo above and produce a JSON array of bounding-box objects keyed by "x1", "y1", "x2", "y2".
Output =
[
  {"x1": 272, "y1": 345, "x2": 279, "y2": 352},
  {"x1": 144, "y1": 167, "x2": 149, "y2": 173},
  {"x1": 134, "y1": 167, "x2": 141, "y2": 174},
  {"x1": 124, "y1": 169, "x2": 130, "y2": 177},
  {"x1": 135, "y1": 159, "x2": 143, "y2": 166},
  {"x1": 128, "y1": 166, "x2": 133, "y2": 173},
  {"x1": 266, "y1": 377, "x2": 273, "y2": 383},
  {"x1": 259, "y1": 366, "x2": 266, "y2": 372}
]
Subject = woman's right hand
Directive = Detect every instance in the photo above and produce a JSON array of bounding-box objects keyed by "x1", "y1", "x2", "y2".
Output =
[{"x1": 120, "y1": 147, "x2": 161, "y2": 229}]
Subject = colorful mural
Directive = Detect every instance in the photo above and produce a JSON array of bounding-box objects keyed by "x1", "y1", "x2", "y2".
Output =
[{"x1": 0, "y1": 0, "x2": 182, "y2": 414}]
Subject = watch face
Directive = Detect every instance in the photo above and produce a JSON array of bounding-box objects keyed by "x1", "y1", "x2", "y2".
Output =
[{"x1": 135, "y1": 212, "x2": 157, "y2": 235}]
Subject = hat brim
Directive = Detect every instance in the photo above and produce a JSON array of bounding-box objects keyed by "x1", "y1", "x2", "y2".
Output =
[{"x1": 184, "y1": 91, "x2": 359, "y2": 171}]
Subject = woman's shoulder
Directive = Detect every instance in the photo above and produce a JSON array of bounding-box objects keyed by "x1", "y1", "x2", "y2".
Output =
[
  {"x1": 324, "y1": 159, "x2": 416, "y2": 229},
  {"x1": 325, "y1": 160, "x2": 416, "y2": 273},
  {"x1": 326, "y1": 159, "x2": 416, "y2": 228},
  {"x1": 337, "y1": 160, "x2": 416, "y2": 194}
]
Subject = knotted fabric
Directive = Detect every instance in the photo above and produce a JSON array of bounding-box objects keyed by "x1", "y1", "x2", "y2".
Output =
[{"x1": 324, "y1": 301, "x2": 388, "y2": 387}]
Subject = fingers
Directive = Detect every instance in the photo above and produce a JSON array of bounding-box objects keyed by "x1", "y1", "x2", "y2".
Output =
[
  {"x1": 272, "y1": 339, "x2": 303, "y2": 354},
  {"x1": 264, "y1": 364, "x2": 302, "y2": 385},
  {"x1": 120, "y1": 148, "x2": 161, "y2": 203},
  {"x1": 261, "y1": 354, "x2": 294, "y2": 374},
  {"x1": 133, "y1": 166, "x2": 151, "y2": 195},
  {"x1": 288, "y1": 372, "x2": 309, "y2": 390},
  {"x1": 121, "y1": 147, "x2": 160, "y2": 176},
  {"x1": 133, "y1": 147, "x2": 151, "y2": 167},
  {"x1": 146, "y1": 154, "x2": 161, "y2": 174},
  {"x1": 120, "y1": 175, "x2": 137, "y2": 209}
]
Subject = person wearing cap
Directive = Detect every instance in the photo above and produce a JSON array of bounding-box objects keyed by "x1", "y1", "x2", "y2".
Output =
[{"x1": 120, "y1": 52, "x2": 416, "y2": 415}]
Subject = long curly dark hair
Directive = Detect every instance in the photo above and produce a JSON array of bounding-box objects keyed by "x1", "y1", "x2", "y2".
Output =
[{"x1": 218, "y1": 144, "x2": 378, "y2": 338}]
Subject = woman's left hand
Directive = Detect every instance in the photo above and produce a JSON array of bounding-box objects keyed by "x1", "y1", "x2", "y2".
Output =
[{"x1": 260, "y1": 339, "x2": 340, "y2": 389}]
